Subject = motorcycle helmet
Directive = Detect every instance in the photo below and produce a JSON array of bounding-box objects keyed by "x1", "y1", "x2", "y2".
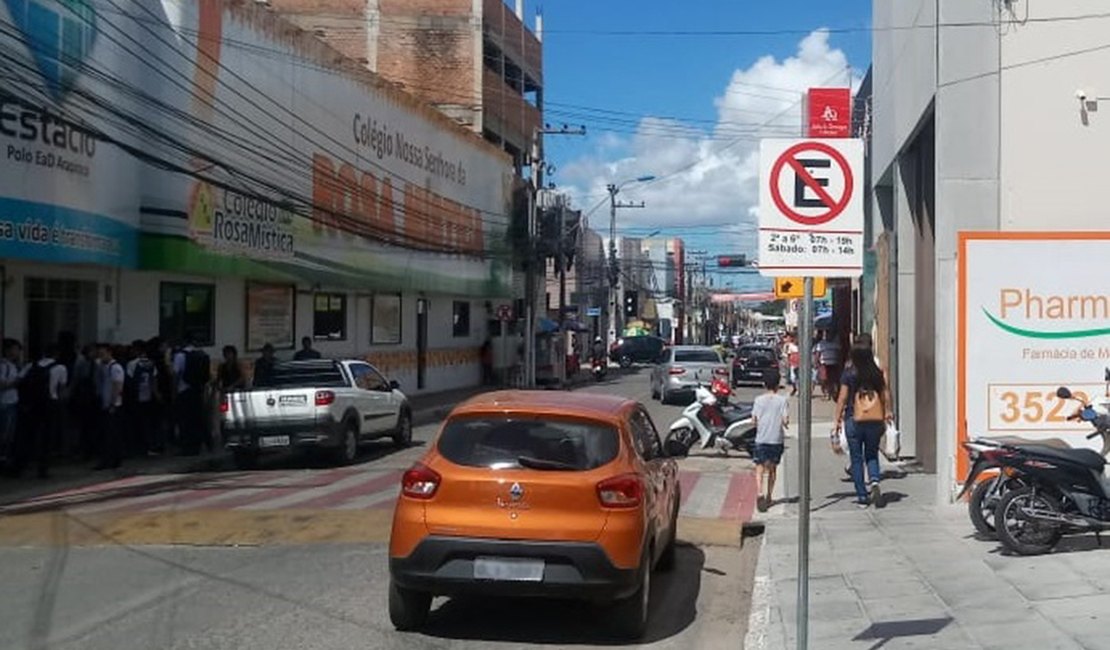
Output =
[{"x1": 710, "y1": 377, "x2": 732, "y2": 401}]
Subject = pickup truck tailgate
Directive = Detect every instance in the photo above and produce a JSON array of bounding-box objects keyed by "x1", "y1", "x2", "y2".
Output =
[{"x1": 225, "y1": 389, "x2": 319, "y2": 429}]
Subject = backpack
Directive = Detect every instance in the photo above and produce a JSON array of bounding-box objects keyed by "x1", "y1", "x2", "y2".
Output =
[
  {"x1": 20, "y1": 362, "x2": 56, "y2": 414},
  {"x1": 182, "y1": 349, "x2": 211, "y2": 389},
  {"x1": 127, "y1": 359, "x2": 155, "y2": 404},
  {"x1": 853, "y1": 387, "x2": 886, "y2": 423}
]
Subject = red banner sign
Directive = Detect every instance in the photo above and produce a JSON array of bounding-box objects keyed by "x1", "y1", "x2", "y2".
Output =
[{"x1": 806, "y1": 88, "x2": 851, "y2": 138}]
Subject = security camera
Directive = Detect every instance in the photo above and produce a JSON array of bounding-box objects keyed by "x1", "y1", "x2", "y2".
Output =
[{"x1": 1076, "y1": 89, "x2": 1088, "y2": 101}]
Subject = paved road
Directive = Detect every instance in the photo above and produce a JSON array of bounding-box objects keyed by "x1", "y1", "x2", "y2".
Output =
[{"x1": 0, "y1": 369, "x2": 763, "y2": 649}]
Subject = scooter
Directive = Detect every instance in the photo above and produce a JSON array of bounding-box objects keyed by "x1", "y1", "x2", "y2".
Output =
[
  {"x1": 591, "y1": 356, "x2": 607, "y2": 382},
  {"x1": 994, "y1": 384, "x2": 1110, "y2": 555},
  {"x1": 664, "y1": 379, "x2": 755, "y2": 457}
]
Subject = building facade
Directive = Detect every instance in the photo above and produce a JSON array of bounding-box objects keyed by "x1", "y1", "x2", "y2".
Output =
[
  {"x1": 0, "y1": 0, "x2": 513, "y2": 394},
  {"x1": 871, "y1": 0, "x2": 1110, "y2": 500}
]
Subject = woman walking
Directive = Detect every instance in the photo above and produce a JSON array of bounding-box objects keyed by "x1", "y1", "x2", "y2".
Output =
[{"x1": 834, "y1": 343, "x2": 892, "y2": 508}]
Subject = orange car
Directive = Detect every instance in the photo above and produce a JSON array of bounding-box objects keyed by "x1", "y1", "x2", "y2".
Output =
[{"x1": 388, "y1": 390, "x2": 680, "y2": 638}]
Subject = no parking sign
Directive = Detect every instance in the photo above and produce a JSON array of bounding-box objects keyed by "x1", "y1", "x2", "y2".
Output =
[{"x1": 757, "y1": 139, "x2": 863, "y2": 278}]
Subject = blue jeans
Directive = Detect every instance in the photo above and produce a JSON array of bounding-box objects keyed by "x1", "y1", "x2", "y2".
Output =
[{"x1": 846, "y1": 418, "x2": 884, "y2": 502}]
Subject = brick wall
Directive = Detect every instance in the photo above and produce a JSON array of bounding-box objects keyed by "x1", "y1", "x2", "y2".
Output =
[{"x1": 269, "y1": 0, "x2": 371, "y2": 63}]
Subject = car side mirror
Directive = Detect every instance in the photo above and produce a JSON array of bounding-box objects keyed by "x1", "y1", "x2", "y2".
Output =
[
  {"x1": 389, "y1": 379, "x2": 400, "y2": 391},
  {"x1": 1056, "y1": 386, "x2": 1073, "y2": 400}
]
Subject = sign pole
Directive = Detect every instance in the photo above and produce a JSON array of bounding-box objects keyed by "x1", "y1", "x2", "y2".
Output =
[{"x1": 796, "y1": 276, "x2": 814, "y2": 650}]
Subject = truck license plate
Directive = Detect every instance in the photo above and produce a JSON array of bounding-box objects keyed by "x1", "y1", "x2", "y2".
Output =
[
  {"x1": 259, "y1": 435, "x2": 291, "y2": 448},
  {"x1": 279, "y1": 395, "x2": 307, "y2": 406},
  {"x1": 473, "y1": 557, "x2": 544, "y2": 582}
]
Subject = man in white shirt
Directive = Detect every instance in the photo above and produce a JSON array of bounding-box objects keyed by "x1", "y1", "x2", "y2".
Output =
[
  {"x1": 0, "y1": 339, "x2": 22, "y2": 463},
  {"x1": 94, "y1": 343, "x2": 125, "y2": 470},
  {"x1": 20, "y1": 344, "x2": 68, "y2": 478}
]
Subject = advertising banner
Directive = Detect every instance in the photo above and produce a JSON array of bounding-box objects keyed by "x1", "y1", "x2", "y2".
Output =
[
  {"x1": 246, "y1": 283, "x2": 294, "y2": 351},
  {"x1": 957, "y1": 232, "x2": 1110, "y2": 479},
  {"x1": 0, "y1": 0, "x2": 142, "y2": 267}
]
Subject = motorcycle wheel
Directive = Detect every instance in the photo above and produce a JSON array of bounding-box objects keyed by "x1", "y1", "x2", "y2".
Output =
[
  {"x1": 664, "y1": 427, "x2": 695, "y2": 458},
  {"x1": 968, "y1": 476, "x2": 1001, "y2": 538},
  {"x1": 996, "y1": 485, "x2": 1064, "y2": 556},
  {"x1": 619, "y1": 355, "x2": 633, "y2": 369}
]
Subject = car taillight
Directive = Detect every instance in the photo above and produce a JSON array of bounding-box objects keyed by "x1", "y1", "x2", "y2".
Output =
[
  {"x1": 401, "y1": 463, "x2": 441, "y2": 499},
  {"x1": 315, "y1": 390, "x2": 335, "y2": 406},
  {"x1": 714, "y1": 367, "x2": 729, "y2": 376},
  {"x1": 668, "y1": 367, "x2": 686, "y2": 375},
  {"x1": 220, "y1": 397, "x2": 229, "y2": 413},
  {"x1": 597, "y1": 474, "x2": 643, "y2": 508}
]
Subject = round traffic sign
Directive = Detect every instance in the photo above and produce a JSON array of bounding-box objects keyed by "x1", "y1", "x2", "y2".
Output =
[{"x1": 769, "y1": 141, "x2": 854, "y2": 226}]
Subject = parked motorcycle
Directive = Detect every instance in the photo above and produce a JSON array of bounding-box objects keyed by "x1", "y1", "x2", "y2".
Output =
[
  {"x1": 994, "y1": 386, "x2": 1110, "y2": 555},
  {"x1": 664, "y1": 378, "x2": 755, "y2": 457}
]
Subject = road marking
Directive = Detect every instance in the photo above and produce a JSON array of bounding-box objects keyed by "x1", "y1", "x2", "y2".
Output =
[
  {"x1": 0, "y1": 474, "x2": 186, "y2": 514},
  {"x1": 678, "y1": 470, "x2": 701, "y2": 509},
  {"x1": 144, "y1": 470, "x2": 349, "y2": 511},
  {"x1": 680, "y1": 472, "x2": 734, "y2": 519},
  {"x1": 234, "y1": 470, "x2": 391, "y2": 510},
  {"x1": 720, "y1": 472, "x2": 758, "y2": 520},
  {"x1": 289, "y1": 470, "x2": 402, "y2": 510},
  {"x1": 70, "y1": 473, "x2": 260, "y2": 515}
]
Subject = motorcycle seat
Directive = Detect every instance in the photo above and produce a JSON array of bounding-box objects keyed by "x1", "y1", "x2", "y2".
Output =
[{"x1": 1024, "y1": 445, "x2": 1106, "y2": 470}]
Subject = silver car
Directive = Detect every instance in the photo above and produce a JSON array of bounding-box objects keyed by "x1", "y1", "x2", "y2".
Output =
[{"x1": 650, "y1": 346, "x2": 730, "y2": 404}]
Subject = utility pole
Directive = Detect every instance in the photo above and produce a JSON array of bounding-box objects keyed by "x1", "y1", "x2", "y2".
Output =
[
  {"x1": 607, "y1": 177, "x2": 654, "y2": 351},
  {"x1": 523, "y1": 124, "x2": 585, "y2": 389}
]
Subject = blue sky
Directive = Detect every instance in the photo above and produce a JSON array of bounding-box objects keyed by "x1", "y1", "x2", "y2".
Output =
[{"x1": 530, "y1": 0, "x2": 872, "y2": 292}]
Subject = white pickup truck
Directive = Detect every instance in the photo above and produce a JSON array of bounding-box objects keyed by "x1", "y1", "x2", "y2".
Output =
[{"x1": 221, "y1": 359, "x2": 412, "y2": 469}]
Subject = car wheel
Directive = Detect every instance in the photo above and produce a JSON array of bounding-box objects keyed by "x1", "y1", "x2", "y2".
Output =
[
  {"x1": 232, "y1": 450, "x2": 258, "y2": 471},
  {"x1": 611, "y1": 552, "x2": 651, "y2": 639},
  {"x1": 392, "y1": 411, "x2": 413, "y2": 448},
  {"x1": 388, "y1": 580, "x2": 431, "y2": 631},
  {"x1": 619, "y1": 355, "x2": 633, "y2": 369},
  {"x1": 658, "y1": 492, "x2": 680, "y2": 572},
  {"x1": 335, "y1": 423, "x2": 359, "y2": 465},
  {"x1": 650, "y1": 381, "x2": 660, "y2": 400}
]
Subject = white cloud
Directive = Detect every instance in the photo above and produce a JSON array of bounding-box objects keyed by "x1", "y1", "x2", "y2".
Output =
[{"x1": 559, "y1": 30, "x2": 859, "y2": 254}]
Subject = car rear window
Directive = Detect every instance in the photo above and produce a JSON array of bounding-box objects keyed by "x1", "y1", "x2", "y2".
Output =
[
  {"x1": 741, "y1": 348, "x2": 775, "y2": 359},
  {"x1": 674, "y1": 349, "x2": 721, "y2": 363},
  {"x1": 437, "y1": 416, "x2": 620, "y2": 471},
  {"x1": 256, "y1": 364, "x2": 348, "y2": 389}
]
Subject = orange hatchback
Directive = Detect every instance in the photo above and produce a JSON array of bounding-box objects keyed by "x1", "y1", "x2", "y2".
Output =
[{"x1": 388, "y1": 391, "x2": 680, "y2": 638}]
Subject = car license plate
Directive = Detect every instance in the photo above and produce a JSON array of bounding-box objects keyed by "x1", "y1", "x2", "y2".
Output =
[
  {"x1": 258, "y1": 435, "x2": 290, "y2": 448},
  {"x1": 473, "y1": 557, "x2": 544, "y2": 582},
  {"x1": 279, "y1": 395, "x2": 307, "y2": 406}
]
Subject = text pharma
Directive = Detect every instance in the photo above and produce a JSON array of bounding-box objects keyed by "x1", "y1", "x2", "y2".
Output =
[
  {"x1": 311, "y1": 153, "x2": 483, "y2": 254},
  {"x1": 1000, "y1": 289, "x2": 1110, "y2": 321}
]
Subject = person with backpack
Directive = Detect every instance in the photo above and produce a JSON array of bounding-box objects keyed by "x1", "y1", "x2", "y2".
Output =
[
  {"x1": 126, "y1": 340, "x2": 161, "y2": 456},
  {"x1": 0, "y1": 339, "x2": 22, "y2": 469},
  {"x1": 172, "y1": 336, "x2": 210, "y2": 456},
  {"x1": 19, "y1": 344, "x2": 68, "y2": 478},
  {"x1": 834, "y1": 343, "x2": 893, "y2": 508},
  {"x1": 93, "y1": 343, "x2": 125, "y2": 470}
]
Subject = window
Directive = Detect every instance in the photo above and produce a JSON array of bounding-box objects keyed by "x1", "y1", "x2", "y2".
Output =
[
  {"x1": 371, "y1": 294, "x2": 401, "y2": 344},
  {"x1": 629, "y1": 409, "x2": 663, "y2": 461},
  {"x1": 437, "y1": 416, "x2": 619, "y2": 470},
  {"x1": 452, "y1": 300, "x2": 470, "y2": 337},
  {"x1": 675, "y1": 349, "x2": 722, "y2": 363},
  {"x1": 160, "y1": 282, "x2": 215, "y2": 346},
  {"x1": 313, "y1": 293, "x2": 347, "y2": 340},
  {"x1": 257, "y1": 361, "x2": 346, "y2": 389},
  {"x1": 349, "y1": 363, "x2": 388, "y2": 391}
]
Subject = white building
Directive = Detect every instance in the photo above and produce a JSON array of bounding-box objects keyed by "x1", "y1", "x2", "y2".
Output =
[
  {"x1": 0, "y1": 0, "x2": 513, "y2": 394},
  {"x1": 871, "y1": 0, "x2": 1110, "y2": 500}
]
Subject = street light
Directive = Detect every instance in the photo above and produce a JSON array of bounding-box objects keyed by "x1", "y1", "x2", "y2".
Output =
[{"x1": 607, "y1": 175, "x2": 655, "y2": 350}]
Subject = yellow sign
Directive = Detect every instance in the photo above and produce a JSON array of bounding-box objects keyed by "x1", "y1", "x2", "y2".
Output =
[{"x1": 774, "y1": 277, "x2": 826, "y2": 299}]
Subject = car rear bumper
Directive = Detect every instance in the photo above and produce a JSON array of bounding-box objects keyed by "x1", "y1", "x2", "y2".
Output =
[
  {"x1": 223, "y1": 420, "x2": 342, "y2": 452},
  {"x1": 390, "y1": 536, "x2": 639, "y2": 602}
]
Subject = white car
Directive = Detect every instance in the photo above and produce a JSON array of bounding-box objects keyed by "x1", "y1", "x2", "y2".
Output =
[{"x1": 222, "y1": 359, "x2": 412, "y2": 469}]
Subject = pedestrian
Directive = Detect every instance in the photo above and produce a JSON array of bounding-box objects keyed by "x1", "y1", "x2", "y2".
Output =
[
  {"x1": 217, "y1": 345, "x2": 245, "y2": 393},
  {"x1": 17, "y1": 343, "x2": 67, "y2": 478},
  {"x1": 783, "y1": 334, "x2": 800, "y2": 397},
  {"x1": 150, "y1": 337, "x2": 175, "y2": 451},
  {"x1": 480, "y1": 337, "x2": 493, "y2": 385},
  {"x1": 94, "y1": 342, "x2": 125, "y2": 470},
  {"x1": 126, "y1": 340, "x2": 161, "y2": 456},
  {"x1": 834, "y1": 343, "x2": 892, "y2": 508},
  {"x1": 293, "y1": 336, "x2": 321, "y2": 361},
  {"x1": 0, "y1": 339, "x2": 22, "y2": 466},
  {"x1": 752, "y1": 370, "x2": 790, "y2": 513},
  {"x1": 252, "y1": 343, "x2": 276, "y2": 387},
  {"x1": 71, "y1": 344, "x2": 99, "y2": 459},
  {"x1": 172, "y1": 336, "x2": 210, "y2": 456},
  {"x1": 815, "y1": 331, "x2": 843, "y2": 400}
]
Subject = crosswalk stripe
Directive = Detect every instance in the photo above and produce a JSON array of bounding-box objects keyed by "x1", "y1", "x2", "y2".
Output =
[
  {"x1": 0, "y1": 474, "x2": 184, "y2": 514},
  {"x1": 73, "y1": 473, "x2": 260, "y2": 515},
  {"x1": 680, "y1": 472, "x2": 734, "y2": 519},
  {"x1": 187, "y1": 468, "x2": 358, "y2": 511},
  {"x1": 234, "y1": 470, "x2": 391, "y2": 510},
  {"x1": 143, "y1": 470, "x2": 347, "y2": 511},
  {"x1": 292, "y1": 470, "x2": 403, "y2": 510},
  {"x1": 678, "y1": 470, "x2": 701, "y2": 508},
  {"x1": 330, "y1": 487, "x2": 400, "y2": 510},
  {"x1": 719, "y1": 472, "x2": 757, "y2": 520}
]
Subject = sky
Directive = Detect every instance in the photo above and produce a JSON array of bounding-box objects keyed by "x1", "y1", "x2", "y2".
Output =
[{"x1": 533, "y1": 0, "x2": 872, "y2": 292}]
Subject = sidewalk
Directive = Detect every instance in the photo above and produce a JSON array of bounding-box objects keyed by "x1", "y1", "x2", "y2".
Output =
[
  {"x1": 0, "y1": 383, "x2": 492, "y2": 508},
  {"x1": 745, "y1": 398, "x2": 1108, "y2": 650}
]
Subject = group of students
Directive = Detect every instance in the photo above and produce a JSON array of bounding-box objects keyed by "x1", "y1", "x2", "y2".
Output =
[
  {"x1": 749, "y1": 332, "x2": 891, "y2": 512},
  {"x1": 0, "y1": 333, "x2": 325, "y2": 479}
]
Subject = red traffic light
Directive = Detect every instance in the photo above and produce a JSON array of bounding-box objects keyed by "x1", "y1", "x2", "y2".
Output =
[{"x1": 717, "y1": 255, "x2": 747, "y2": 267}]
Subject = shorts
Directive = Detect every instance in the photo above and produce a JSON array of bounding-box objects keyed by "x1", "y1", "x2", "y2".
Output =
[{"x1": 754, "y1": 443, "x2": 785, "y2": 465}]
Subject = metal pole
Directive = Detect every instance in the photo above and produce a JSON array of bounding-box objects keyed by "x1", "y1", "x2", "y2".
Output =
[
  {"x1": 524, "y1": 183, "x2": 535, "y2": 388},
  {"x1": 796, "y1": 276, "x2": 814, "y2": 650},
  {"x1": 558, "y1": 204, "x2": 567, "y2": 385},
  {"x1": 607, "y1": 185, "x2": 618, "y2": 352}
]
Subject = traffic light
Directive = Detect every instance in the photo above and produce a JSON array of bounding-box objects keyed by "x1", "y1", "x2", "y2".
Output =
[
  {"x1": 624, "y1": 290, "x2": 639, "y2": 317},
  {"x1": 717, "y1": 255, "x2": 747, "y2": 267}
]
